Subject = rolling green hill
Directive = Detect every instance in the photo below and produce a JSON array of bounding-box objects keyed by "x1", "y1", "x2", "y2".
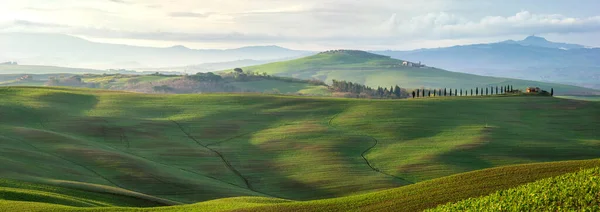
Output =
[
  {"x1": 0, "y1": 72, "x2": 332, "y2": 96},
  {"x1": 1, "y1": 87, "x2": 599, "y2": 210},
  {"x1": 241, "y1": 50, "x2": 598, "y2": 95},
  {"x1": 429, "y1": 167, "x2": 600, "y2": 211},
  {"x1": 2, "y1": 159, "x2": 599, "y2": 211}
]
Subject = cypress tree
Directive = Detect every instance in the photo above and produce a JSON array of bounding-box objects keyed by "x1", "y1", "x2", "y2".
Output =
[
  {"x1": 450, "y1": 89, "x2": 453, "y2": 96},
  {"x1": 486, "y1": 87, "x2": 489, "y2": 95},
  {"x1": 412, "y1": 91, "x2": 415, "y2": 98},
  {"x1": 496, "y1": 86, "x2": 499, "y2": 94},
  {"x1": 474, "y1": 87, "x2": 477, "y2": 96},
  {"x1": 438, "y1": 89, "x2": 442, "y2": 96},
  {"x1": 551, "y1": 88, "x2": 554, "y2": 96},
  {"x1": 460, "y1": 89, "x2": 463, "y2": 96},
  {"x1": 444, "y1": 88, "x2": 447, "y2": 96},
  {"x1": 422, "y1": 89, "x2": 425, "y2": 97},
  {"x1": 455, "y1": 89, "x2": 458, "y2": 96},
  {"x1": 416, "y1": 89, "x2": 420, "y2": 97},
  {"x1": 470, "y1": 89, "x2": 473, "y2": 96},
  {"x1": 394, "y1": 85, "x2": 401, "y2": 97}
]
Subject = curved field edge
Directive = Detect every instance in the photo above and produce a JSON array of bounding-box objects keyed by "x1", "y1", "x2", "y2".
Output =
[
  {"x1": 429, "y1": 167, "x2": 600, "y2": 211},
  {"x1": 234, "y1": 159, "x2": 600, "y2": 212},
  {"x1": 2, "y1": 159, "x2": 599, "y2": 211},
  {"x1": 0, "y1": 178, "x2": 179, "y2": 207}
]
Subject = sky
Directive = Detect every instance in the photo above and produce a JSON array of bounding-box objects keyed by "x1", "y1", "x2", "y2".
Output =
[{"x1": 1, "y1": 0, "x2": 600, "y2": 50}]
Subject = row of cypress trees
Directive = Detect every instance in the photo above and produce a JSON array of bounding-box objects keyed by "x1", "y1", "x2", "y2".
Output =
[{"x1": 411, "y1": 85, "x2": 516, "y2": 98}]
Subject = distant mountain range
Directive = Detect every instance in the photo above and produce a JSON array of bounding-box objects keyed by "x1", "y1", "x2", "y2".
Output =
[
  {"x1": 373, "y1": 36, "x2": 600, "y2": 89},
  {"x1": 2, "y1": 33, "x2": 599, "y2": 90},
  {"x1": 0, "y1": 33, "x2": 312, "y2": 69}
]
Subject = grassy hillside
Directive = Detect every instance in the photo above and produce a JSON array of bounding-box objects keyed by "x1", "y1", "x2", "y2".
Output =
[
  {"x1": 241, "y1": 50, "x2": 597, "y2": 95},
  {"x1": 557, "y1": 95, "x2": 600, "y2": 101},
  {"x1": 430, "y1": 167, "x2": 600, "y2": 211},
  {"x1": 2, "y1": 159, "x2": 599, "y2": 211},
  {"x1": 0, "y1": 73, "x2": 332, "y2": 96},
  {"x1": 1, "y1": 86, "x2": 599, "y2": 204}
]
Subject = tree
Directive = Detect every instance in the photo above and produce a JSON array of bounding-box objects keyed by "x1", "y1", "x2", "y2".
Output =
[
  {"x1": 496, "y1": 86, "x2": 499, "y2": 94},
  {"x1": 412, "y1": 91, "x2": 416, "y2": 98},
  {"x1": 455, "y1": 89, "x2": 458, "y2": 96},
  {"x1": 438, "y1": 89, "x2": 442, "y2": 96},
  {"x1": 422, "y1": 89, "x2": 425, "y2": 97},
  {"x1": 394, "y1": 85, "x2": 401, "y2": 97},
  {"x1": 449, "y1": 89, "x2": 453, "y2": 96},
  {"x1": 485, "y1": 87, "x2": 489, "y2": 95},
  {"x1": 428, "y1": 90, "x2": 431, "y2": 97},
  {"x1": 444, "y1": 88, "x2": 447, "y2": 96},
  {"x1": 551, "y1": 88, "x2": 554, "y2": 96},
  {"x1": 234, "y1": 68, "x2": 243, "y2": 73},
  {"x1": 460, "y1": 89, "x2": 463, "y2": 96}
]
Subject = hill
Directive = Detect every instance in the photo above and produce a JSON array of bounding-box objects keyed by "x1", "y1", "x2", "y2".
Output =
[
  {"x1": 430, "y1": 167, "x2": 600, "y2": 211},
  {"x1": 241, "y1": 50, "x2": 598, "y2": 95},
  {"x1": 0, "y1": 72, "x2": 332, "y2": 96},
  {"x1": 0, "y1": 33, "x2": 312, "y2": 69},
  {"x1": 373, "y1": 36, "x2": 600, "y2": 90},
  {"x1": 500, "y1": 35, "x2": 586, "y2": 49},
  {"x1": 0, "y1": 87, "x2": 599, "y2": 206},
  {"x1": 2, "y1": 159, "x2": 599, "y2": 211}
]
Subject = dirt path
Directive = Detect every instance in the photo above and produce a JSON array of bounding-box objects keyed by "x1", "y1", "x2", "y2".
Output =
[
  {"x1": 170, "y1": 120, "x2": 255, "y2": 191},
  {"x1": 328, "y1": 111, "x2": 413, "y2": 184}
]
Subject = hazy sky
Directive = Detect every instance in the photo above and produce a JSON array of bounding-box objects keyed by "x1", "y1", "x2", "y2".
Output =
[{"x1": 2, "y1": 0, "x2": 600, "y2": 50}]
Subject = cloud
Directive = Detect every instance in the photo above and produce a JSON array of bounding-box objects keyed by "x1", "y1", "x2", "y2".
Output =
[
  {"x1": 12, "y1": 20, "x2": 68, "y2": 28},
  {"x1": 384, "y1": 11, "x2": 600, "y2": 39},
  {"x1": 108, "y1": 0, "x2": 127, "y2": 4},
  {"x1": 168, "y1": 12, "x2": 211, "y2": 18},
  {"x1": 3, "y1": 0, "x2": 600, "y2": 49}
]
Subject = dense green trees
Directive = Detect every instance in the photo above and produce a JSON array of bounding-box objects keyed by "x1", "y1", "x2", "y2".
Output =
[{"x1": 331, "y1": 79, "x2": 407, "y2": 99}]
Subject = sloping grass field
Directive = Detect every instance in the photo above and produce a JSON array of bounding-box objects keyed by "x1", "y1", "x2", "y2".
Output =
[
  {"x1": 0, "y1": 86, "x2": 599, "y2": 211},
  {"x1": 2, "y1": 159, "x2": 599, "y2": 211},
  {"x1": 241, "y1": 51, "x2": 597, "y2": 95},
  {"x1": 429, "y1": 167, "x2": 600, "y2": 211}
]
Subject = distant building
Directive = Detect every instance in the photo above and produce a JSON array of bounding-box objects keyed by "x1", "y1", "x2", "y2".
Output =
[
  {"x1": 402, "y1": 61, "x2": 425, "y2": 68},
  {"x1": 526, "y1": 87, "x2": 541, "y2": 93}
]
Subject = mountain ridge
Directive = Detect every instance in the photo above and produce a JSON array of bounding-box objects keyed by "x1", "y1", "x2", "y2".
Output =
[{"x1": 0, "y1": 33, "x2": 312, "y2": 69}]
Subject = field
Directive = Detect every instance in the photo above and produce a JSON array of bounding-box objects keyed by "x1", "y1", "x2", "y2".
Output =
[
  {"x1": 1, "y1": 159, "x2": 599, "y2": 211},
  {"x1": 430, "y1": 167, "x2": 600, "y2": 211},
  {"x1": 0, "y1": 86, "x2": 599, "y2": 210},
  {"x1": 557, "y1": 95, "x2": 600, "y2": 101},
  {"x1": 241, "y1": 50, "x2": 598, "y2": 95},
  {"x1": 0, "y1": 73, "x2": 332, "y2": 96}
]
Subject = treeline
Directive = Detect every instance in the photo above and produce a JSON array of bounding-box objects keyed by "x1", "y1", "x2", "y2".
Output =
[
  {"x1": 409, "y1": 85, "x2": 546, "y2": 98},
  {"x1": 331, "y1": 80, "x2": 409, "y2": 99},
  {"x1": 45, "y1": 76, "x2": 98, "y2": 88},
  {"x1": 223, "y1": 68, "x2": 326, "y2": 86}
]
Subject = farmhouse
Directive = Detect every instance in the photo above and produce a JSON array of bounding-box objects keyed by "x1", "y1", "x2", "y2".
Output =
[
  {"x1": 526, "y1": 87, "x2": 541, "y2": 93},
  {"x1": 402, "y1": 61, "x2": 425, "y2": 68}
]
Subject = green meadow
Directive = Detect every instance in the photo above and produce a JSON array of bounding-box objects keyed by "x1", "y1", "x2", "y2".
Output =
[
  {"x1": 0, "y1": 86, "x2": 599, "y2": 211},
  {"x1": 241, "y1": 50, "x2": 597, "y2": 95}
]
